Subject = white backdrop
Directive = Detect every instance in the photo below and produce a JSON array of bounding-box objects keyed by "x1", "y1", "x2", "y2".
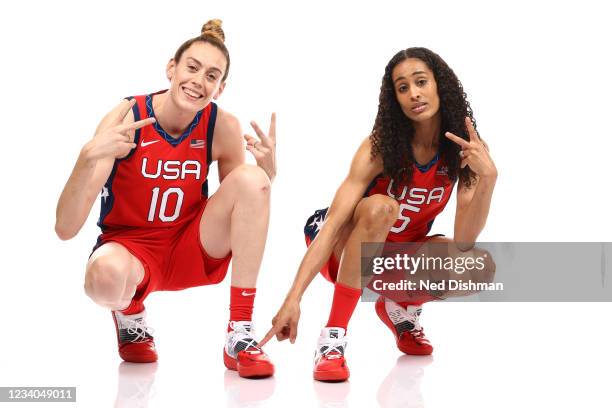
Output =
[{"x1": 1, "y1": 1, "x2": 611, "y2": 407}]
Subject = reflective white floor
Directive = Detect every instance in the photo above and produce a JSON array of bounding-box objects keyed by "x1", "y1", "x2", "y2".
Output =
[{"x1": 2, "y1": 301, "x2": 611, "y2": 407}]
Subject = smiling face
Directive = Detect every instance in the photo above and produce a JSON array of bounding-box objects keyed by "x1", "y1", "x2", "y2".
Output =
[
  {"x1": 166, "y1": 41, "x2": 228, "y2": 113},
  {"x1": 392, "y1": 58, "x2": 440, "y2": 124}
]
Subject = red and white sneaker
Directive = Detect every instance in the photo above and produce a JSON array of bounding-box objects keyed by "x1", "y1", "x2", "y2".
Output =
[
  {"x1": 112, "y1": 309, "x2": 158, "y2": 363},
  {"x1": 224, "y1": 321, "x2": 275, "y2": 378},
  {"x1": 313, "y1": 327, "x2": 350, "y2": 382},
  {"x1": 375, "y1": 296, "x2": 433, "y2": 355}
]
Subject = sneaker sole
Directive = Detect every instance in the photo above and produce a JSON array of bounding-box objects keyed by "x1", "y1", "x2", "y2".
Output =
[
  {"x1": 313, "y1": 368, "x2": 350, "y2": 382},
  {"x1": 375, "y1": 296, "x2": 433, "y2": 356},
  {"x1": 223, "y1": 350, "x2": 274, "y2": 378},
  {"x1": 119, "y1": 351, "x2": 158, "y2": 363}
]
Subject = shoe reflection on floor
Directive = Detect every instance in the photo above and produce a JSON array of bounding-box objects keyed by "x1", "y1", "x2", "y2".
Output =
[
  {"x1": 224, "y1": 369, "x2": 276, "y2": 407},
  {"x1": 377, "y1": 355, "x2": 433, "y2": 408},
  {"x1": 115, "y1": 361, "x2": 158, "y2": 408}
]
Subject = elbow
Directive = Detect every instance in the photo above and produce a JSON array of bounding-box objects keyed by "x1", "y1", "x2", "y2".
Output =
[
  {"x1": 453, "y1": 229, "x2": 477, "y2": 251},
  {"x1": 55, "y1": 222, "x2": 77, "y2": 241},
  {"x1": 454, "y1": 240, "x2": 476, "y2": 252}
]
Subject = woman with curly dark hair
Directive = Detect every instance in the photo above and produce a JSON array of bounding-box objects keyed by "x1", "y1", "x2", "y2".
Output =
[{"x1": 261, "y1": 47, "x2": 497, "y2": 381}]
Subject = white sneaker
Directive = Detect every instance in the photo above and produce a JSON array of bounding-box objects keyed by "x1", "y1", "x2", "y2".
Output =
[
  {"x1": 313, "y1": 327, "x2": 350, "y2": 382},
  {"x1": 224, "y1": 321, "x2": 274, "y2": 378},
  {"x1": 375, "y1": 296, "x2": 433, "y2": 355},
  {"x1": 112, "y1": 309, "x2": 157, "y2": 363}
]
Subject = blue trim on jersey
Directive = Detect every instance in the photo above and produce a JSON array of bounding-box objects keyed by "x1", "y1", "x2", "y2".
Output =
[
  {"x1": 363, "y1": 152, "x2": 439, "y2": 197},
  {"x1": 145, "y1": 93, "x2": 202, "y2": 147},
  {"x1": 206, "y1": 102, "x2": 217, "y2": 166},
  {"x1": 201, "y1": 102, "x2": 217, "y2": 199},
  {"x1": 426, "y1": 219, "x2": 434, "y2": 234},
  {"x1": 201, "y1": 180, "x2": 209, "y2": 198},
  {"x1": 91, "y1": 235, "x2": 105, "y2": 257},
  {"x1": 415, "y1": 152, "x2": 439, "y2": 173},
  {"x1": 97, "y1": 160, "x2": 120, "y2": 232}
]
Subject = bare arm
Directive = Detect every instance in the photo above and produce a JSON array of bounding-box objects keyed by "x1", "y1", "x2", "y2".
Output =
[
  {"x1": 260, "y1": 137, "x2": 382, "y2": 345},
  {"x1": 454, "y1": 174, "x2": 497, "y2": 247},
  {"x1": 55, "y1": 99, "x2": 155, "y2": 240},
  {"x1": 213, "y1": 109, "x2": 278, "y2": 182},
  {"x1": 212, "y1": 108, "x2": 246, "y2": 182},
  {"x1": 446, "y1": 117, "x2": 498, "y2": 249},
  {"x1": 287, "y1": 139, "x2": 382, "y2": 301}
]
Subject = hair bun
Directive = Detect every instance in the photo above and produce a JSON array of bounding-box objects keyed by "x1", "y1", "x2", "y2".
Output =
[{"x1": 201, "y1": 19, "x2": 225, "y2": 42}]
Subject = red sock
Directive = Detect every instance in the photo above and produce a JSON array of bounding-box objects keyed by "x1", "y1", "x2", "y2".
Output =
[
  {"x1": 228, "y1": 286, "x2": 256, "y2": 331},
  {"x1": 326, "y1": 282, "x2": 361, "y2": 330},
  {"x1": 119, "y1": 301, "x2": 144, "y2": 315}
]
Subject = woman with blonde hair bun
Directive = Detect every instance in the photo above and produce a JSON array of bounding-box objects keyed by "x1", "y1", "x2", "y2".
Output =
[{"x1": 56, "y1": 19, "x2": 277, "y2": 378}]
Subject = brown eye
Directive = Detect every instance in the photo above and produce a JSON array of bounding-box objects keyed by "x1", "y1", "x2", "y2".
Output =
[{"x1": 417, "y1": 79, "x2": 427, "y2": 87}]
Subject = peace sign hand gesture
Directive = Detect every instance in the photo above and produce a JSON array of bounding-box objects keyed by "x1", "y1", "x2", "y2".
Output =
[
  {"x1": 444, "y1": 117, "x2": 497, "y2": 179},
  {"x1": 85, "y1": 99, "x2": 156, "y2": 161},
  {"x1": 244, "y1": 113, "x2": 277, "y2": 182}
]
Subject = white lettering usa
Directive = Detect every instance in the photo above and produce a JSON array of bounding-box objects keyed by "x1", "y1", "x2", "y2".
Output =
[{"x1": 141, "y1": 158, "x2": 201, "y2": 180}]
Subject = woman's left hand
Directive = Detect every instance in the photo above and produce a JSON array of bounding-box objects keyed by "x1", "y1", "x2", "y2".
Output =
[
  {"x1": 445, "y1": 117, "x2": 497, "y2": 179},
  {"x1": 244, "y1": 113, "x2": 277, "y2": 182}
]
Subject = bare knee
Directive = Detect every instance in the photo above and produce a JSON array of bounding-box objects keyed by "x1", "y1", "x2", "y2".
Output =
[
  {"x1": 84, "y1": 257, "x2": 130, "y2": 306},
  {"x1": 225, "y1": 164, "x2": 271, "y2": 198},
  {"x1": 354, "y1": 194, "x2": 399, "y2": 232}
]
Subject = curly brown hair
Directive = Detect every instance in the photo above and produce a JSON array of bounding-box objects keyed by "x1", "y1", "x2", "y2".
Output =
[{"x1": 370, "y1": 47, "x2": 477, "y2": 188}]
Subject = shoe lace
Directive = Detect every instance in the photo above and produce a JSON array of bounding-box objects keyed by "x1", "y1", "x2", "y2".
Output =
[
  {"x1": 229, "y1": 321, "x2": 262, "y2": 354},
  {"x1": 319, "y1": 337, "x2": 347, "y2": 360},
  {"x1": 405, "y1": 308, "x2": 423, "y2": 332},
  {"x1": 402, "y1": 307, "x2": 429, "y2": 343},
  {"x1": 120, "y1": 315, "x2": 154, "y2": 343}
]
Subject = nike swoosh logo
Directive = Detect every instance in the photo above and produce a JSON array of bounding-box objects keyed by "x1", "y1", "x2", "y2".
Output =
[
  {"x1": 140, "y1": 140, "x2": 159, "y2": 147},
  {"x1": 241, "y1": 291, "x2": 256, "y2": 296}
]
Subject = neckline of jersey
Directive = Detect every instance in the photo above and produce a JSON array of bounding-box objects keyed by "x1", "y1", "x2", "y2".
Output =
[
  {"x1": 414, "y1": 152, "x2": 440, "y2": 173},
  {"x1": 145, "y1": 92, "x2": 203, "y2": 147}
]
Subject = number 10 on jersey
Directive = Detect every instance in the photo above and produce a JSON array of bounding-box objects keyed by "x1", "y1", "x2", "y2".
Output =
[{"x1": 148, "y1": 187, "x2": 184, "y2": 222}]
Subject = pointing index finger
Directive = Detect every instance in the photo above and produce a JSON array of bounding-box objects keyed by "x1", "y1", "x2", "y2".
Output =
[{"x1": 258, "y1": 326, "x2": 278, "y2": 347}]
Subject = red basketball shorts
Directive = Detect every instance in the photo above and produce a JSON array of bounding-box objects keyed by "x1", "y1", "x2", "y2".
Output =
[{"x1": 93, "y1": 200, "x2": 232, "y2": 313}]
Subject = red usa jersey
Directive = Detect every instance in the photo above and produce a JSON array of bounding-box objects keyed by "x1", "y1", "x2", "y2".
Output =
[
  {"x1": 365, "y1": 154, "x2": 455, "y2": 242},
  {"x1": 98, "y1": 91, "x2": 217, "y2": 231}
]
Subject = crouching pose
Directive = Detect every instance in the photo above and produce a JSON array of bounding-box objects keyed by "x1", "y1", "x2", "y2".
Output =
[
  {"x1": 55, "y1": 20, "x2": 277, "y2": 378},
  {"x1": 261, "y1": 47, "x2": 497, "y2": 382}
]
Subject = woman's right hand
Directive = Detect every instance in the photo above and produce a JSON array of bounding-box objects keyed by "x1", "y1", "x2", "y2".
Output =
[
  {"x1": 82, "y1": 99, "x2": 156, "y2": 162},
  {"x1": 259, "y1": 297, "x2": 301, "y2": 346}
]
